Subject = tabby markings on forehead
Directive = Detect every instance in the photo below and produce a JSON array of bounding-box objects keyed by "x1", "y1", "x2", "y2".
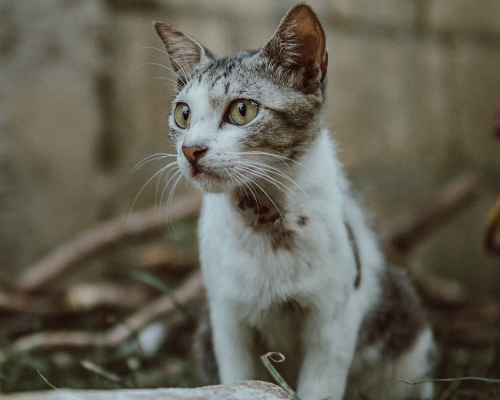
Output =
[{"x1": 181, "y1": 50, "x2": 258, "y2": 91}]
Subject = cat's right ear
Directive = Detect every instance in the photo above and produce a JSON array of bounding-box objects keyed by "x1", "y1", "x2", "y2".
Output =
[
  {"x1": 260, "y1": 4, "x2": 328, "y2": 93},
  {"x1": 154, "y1": 21, "x2": 214, "y2": 88}
]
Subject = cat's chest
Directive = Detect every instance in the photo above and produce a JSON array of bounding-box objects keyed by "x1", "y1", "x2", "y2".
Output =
[
  {"x1": 198, "y1": 193, "x2": 354, "y2": 308},
  {"x1": 232, "y1": 193, "x2": 312, "y2": 251}
]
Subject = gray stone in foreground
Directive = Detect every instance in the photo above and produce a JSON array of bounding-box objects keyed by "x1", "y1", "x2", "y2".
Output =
[{"x1": 2, "y1": 381, "x2": 292, "y2": 400}]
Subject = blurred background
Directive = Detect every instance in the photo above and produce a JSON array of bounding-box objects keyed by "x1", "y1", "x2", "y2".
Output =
[
  {"x1": 1, "y1": 0, "x2": 499, "y2": 293},
  {"x1": 1, "y1": 0, "x2": 500, "y2": 395}
]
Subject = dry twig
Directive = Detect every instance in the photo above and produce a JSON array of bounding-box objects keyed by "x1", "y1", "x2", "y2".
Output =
[
  {"x1": 0, "y1": 273, "x2": 204, "y2": 363},
  {"x1": 382, "y1": 173, "x2": 478, "y2": 263},
  {"x1": 0, "y1": 289, "x2": 66, "y2": 313},
  {"x1": 16, "y1": 193, "x2": 202, "y2": 292}
]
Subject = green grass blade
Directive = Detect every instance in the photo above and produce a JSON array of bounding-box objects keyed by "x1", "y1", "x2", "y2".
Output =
[
  {"x1": 435, "y1": 380, "x2": 461, "y2": 400},
  {"x1": 37, "y1": 369, "x2": 58, "y2": 390},
  {"x1": 395, "y1": 376, "x2": 500, "y2": 400},
  {"x1": 405, "y1": 377, "x2": 500, "y2": 385},
  {"x1": 130, "y1": 270, "x2": 193, "y2": 320},
  {"x1": 260, "y1": 352, "x2": 301, "y2": 400}
]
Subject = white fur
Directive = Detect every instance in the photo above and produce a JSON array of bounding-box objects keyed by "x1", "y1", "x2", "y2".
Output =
[{"x1": 195, "y1": 129, "x2": 429, "y2": 400}]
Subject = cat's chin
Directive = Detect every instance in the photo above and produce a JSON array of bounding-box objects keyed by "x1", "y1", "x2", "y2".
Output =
[{"x1": 190, "y1": 171, "x2": 234, "y2": 194}]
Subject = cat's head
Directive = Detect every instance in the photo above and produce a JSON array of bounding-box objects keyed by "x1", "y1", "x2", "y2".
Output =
[{"x1": 154, "y1": 4, "x2": 328, "y2": 193}]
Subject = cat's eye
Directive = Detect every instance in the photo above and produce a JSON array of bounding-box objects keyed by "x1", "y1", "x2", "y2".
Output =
[
  {"x1": 228, "y1": 99, "x2": 258, "y2": 125},
  {"x1": 174, "y1": 103, "x2": 191, "y2": 128}
]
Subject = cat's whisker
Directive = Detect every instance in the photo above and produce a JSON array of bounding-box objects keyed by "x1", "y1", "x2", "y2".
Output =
[
  {"x1": 164, "y1": 170, "x2": 185, "y2": 225},
  {"x1": 233, "y1": 165, "x2": 297, "y2": 206},
  {"x1": 165, "y1": 54, "x2": 190, "y2": 87},
  {"x1": 177, "y1": 50, "x2": 195, "y2": 80},
  {"x1": 154, "y1": 162, "x2": 180, "y2": 208},
  {"x1": 128, "y1": 161, "x2": 178, "y2": 220},
  {"x1": 226, "y1": 152, "x2": 313, "y2": 203},
  {"x1": 229, "y1": 168, "x2": 260, "y2": 207},
  {"x1": 152, "y1": 76, "x2": 179, "y2": 87},
  {"x1": 231, "y1": 159, "x2": 303, "y2": 201},
  {"x1": 231, "y1": 171, "x2": 262, "y2": 207},
  {"x1": 143, "y1": 62, "x2": 186, "y2": 86},
  {"x1": 140, "y1": 46, "x2": 170, "y2": 57},
  {"x1": 162, "y1": 167, "x2": 182, "y2": 206},
  {"x1": 156, "y1": 168, "x2": 183, "y2": 228},
  {"x1": 230, "y1": 170, "x2": 265, "y2": 228},
  {"x1": 130, "y1": 153, "x2": 176, "y2": 174},
  {"x1": 232, "y1": 168, "x2": 285, "y2": 225},
  {"x1": 232, "y1": 159, "x2": 310, "y2": 201},
  {"x1": 224, "y1": 151, "x2": 292, "y2": 173},
  {"x1": 233, "y1": 163, "x2": 290, "y2": 193},
  {"x1": 141, "y1": 51, "x2": 186, "y2": 87},
  {"x1": 228, "y1": 150, "x2": 308, "y2": 171}
]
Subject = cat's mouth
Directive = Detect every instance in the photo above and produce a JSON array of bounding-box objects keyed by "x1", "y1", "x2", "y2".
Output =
[{"x1": 189, "y1": 166, "x2": 230, "y2": 193}]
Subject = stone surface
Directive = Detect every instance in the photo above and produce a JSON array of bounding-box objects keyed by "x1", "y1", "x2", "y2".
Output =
[{"x1": 0, "y1": 381, "x2": 291, "y2": 400}]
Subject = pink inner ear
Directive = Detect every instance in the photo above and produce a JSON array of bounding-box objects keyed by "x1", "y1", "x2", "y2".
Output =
[{"x1": 289, "y1": 8, "x2": 326, "y2": 67}]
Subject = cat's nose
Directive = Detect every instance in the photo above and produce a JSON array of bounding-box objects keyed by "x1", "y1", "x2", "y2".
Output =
[{"x1": 182, "y1": 145, "x2": 208, "y2": 166}]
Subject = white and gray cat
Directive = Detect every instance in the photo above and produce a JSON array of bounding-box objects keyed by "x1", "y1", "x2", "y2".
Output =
[{"x1": 153, "y1": 4, "x2": 435, "y2": 400}]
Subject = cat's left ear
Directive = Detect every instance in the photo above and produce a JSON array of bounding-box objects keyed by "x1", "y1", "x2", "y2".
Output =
[
  {"x1": 154, "y1": 21, "x2": 215, "y2": 88},
  {"x1": 261, "y1": 4, "x2": 328, "y2": 93}
]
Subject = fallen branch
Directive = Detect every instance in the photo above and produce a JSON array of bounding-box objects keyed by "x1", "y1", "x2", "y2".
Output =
[
  {"x1": 137, "y1": 244, "x2": 198, "y2": 274},
  {"x1": 382, "y1": 173, "x2": 478, "y2": 263},
  {"x1": 0, "y1": 289, "x2": 67, "y2": 313},
  {"x1": 65, "y1": 282, "x2": 151, "y2": 310},
  {"x1": 0, "y1": 273, "x2": 204, "y2": 363},
  {"x1": 17, "y1": 193, "x2": 202, "y2": 292}
]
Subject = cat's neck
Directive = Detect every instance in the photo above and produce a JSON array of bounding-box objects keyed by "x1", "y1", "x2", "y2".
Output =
[
  {"x1": 230, "y1": 183, "x2": 286, "y2": 230},
  {"x1": 226, "y1": 130, "x2": 342, "y2": 236}
]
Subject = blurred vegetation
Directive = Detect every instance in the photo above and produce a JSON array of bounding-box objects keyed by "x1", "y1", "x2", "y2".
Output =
[{"x1": 0, "y1": 205, "x2": 500, "y2": 400}]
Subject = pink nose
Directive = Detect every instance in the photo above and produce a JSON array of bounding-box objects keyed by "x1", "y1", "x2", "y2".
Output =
[{"x1": 182, "y1": 146, "x2": 207, "y2": 165}]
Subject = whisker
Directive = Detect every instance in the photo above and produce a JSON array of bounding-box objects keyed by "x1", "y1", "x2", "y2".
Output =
[
  {"x1": 130, "y1": 153, "x2": 176, "y2": 174},
  {"x1": 128, "y1": 160, "x2": 177, "y2": 220},
  {"x1": 233, "y1": 165, "x2": 297, "y2": 205},
  {"x1": 226, "y1": 150, "x2": 308, "y2": 171},
  {"x1": 233, "y1": 169, "x2": 285, "y2": 225},
  {"x1": 140, "y1": 46, "x2": 170, "y2": 56},
  {"x1": 177, "y1": 50, "x2": 193, "y2": 81},
  {"x1": 152, "y1": 76, "x2": 178, "y2": 87},
  {"x1": 229, "y1": 168, "x2": 259, "y2": 207},
  {"x1": 162, "y1": 168, "x2": 182, "y2": 208},
  {"x1": 155, "y1": 162, "x2": 180, "y2": 207},
  {"x1": 163, "y1": 170, "x2": 185, "y2": 225},
  {"x1": 142, "y1": 62, "x2": 186, "y2": 86},
  {"x1": 165, "y1": 54, "x2": 190, "y2": 87},
  {"x1": 233, "y1": 159, "x2": 311, "y2": 203},
  {"x1": 231, "y1": 159, "x2": 306, "y2": 204},
  {"x1": 231, "y1": 170, "x2": 263, "y2": 227}
]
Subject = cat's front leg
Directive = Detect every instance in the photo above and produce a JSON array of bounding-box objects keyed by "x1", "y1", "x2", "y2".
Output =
[
  {"x1": 296, "y1": 307, "x2": 360, "y2": 400},
  {"x1": 209, "y1": 301, "x2": 256, "y2": 384}
]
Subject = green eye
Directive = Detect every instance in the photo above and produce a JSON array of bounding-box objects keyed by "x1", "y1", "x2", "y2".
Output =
[
  {"x1": 229, "y1": 99, "x2": 258, "y2": 125},
  {"x1": 174, "y1": 103, "x2": 191, "y2": 128}
]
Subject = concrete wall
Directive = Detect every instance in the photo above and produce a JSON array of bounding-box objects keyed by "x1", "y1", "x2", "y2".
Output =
[{"x1": 1, "y1": 0, "x2": 499, "y2": 294}]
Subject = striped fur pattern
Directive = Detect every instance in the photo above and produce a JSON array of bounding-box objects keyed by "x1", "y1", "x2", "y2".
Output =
[{"x1": 153, "y1": 4, "x2": 435, "y2": 399}]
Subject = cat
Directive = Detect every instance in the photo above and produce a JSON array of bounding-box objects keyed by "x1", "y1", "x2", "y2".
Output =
[{"x1": 153, "y1": 4, "x2": 435, "y2": 400}]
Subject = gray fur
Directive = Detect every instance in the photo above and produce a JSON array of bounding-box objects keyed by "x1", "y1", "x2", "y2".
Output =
[{"x1": 357, "y1": 265, "x2": 427, "y2": 359}]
